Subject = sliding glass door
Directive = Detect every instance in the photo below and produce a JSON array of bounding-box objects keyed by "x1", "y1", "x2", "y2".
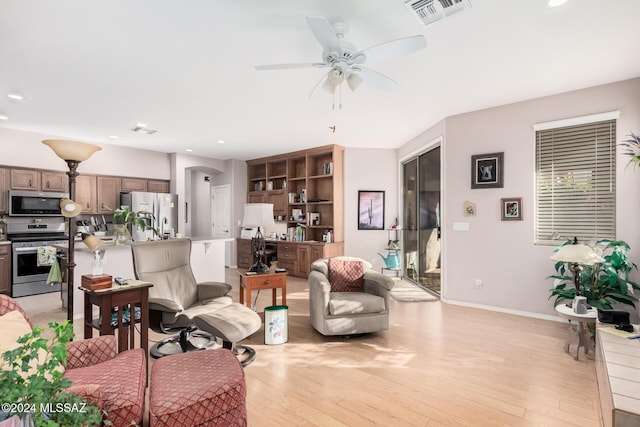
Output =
[{"x1": 402, "y1": 146, "x2": 441, "y2": 294}]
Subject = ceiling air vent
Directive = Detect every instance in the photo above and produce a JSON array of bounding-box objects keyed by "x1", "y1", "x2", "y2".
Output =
[{"x1": 405, "y1": 0, "x2": 471, "y2": 26}]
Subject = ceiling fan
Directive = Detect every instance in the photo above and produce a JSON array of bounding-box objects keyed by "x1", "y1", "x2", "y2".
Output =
[{"x1": 255, "y1": 16, "x2": 427, "y2": 96}]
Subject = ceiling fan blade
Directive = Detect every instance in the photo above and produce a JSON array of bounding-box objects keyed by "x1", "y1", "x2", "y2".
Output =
[
  {"x1": 306, "y1": 16, "x2": 342, "y2": 56},
  {"x1": 358, "y1": 35, "x2": 426, "y2": 63},
  {"x1": 357, "y1": 67, "x2": 398, "y2": 91},
  {"x1": 255, "y1": 62, "x2": 326, "y2": 71}
]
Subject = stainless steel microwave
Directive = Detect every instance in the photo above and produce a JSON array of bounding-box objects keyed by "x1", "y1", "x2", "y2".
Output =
[{"x1": 8, "y1": 190, "x2": 69, "y2": 217}]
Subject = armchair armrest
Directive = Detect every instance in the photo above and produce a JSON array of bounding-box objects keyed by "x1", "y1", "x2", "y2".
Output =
[
  {"x1": 308, "y1": 270, "x2": 331, "y2": 316},
  {"x1": 363, "y1": 271, "x2": 395, "y2": 298},
  {"x1": 66, "y1": 335, "x2": 117, "y2": 370},
  {"x1": 149, "y1": 298, "x2": 183, "y2": 312},
  {"x1": 197, "y1": 282, "x2": 232, "y2": 300}
]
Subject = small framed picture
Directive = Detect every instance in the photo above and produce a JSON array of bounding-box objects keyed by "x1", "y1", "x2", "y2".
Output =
[
  {"x1": 358, "y1": 191, "x2": 385, "y2": 230},
  {"x1": 501, "y1": 197, "x2": 522, "y2": 221},
  {"x1": 471, "y1": 152, "x2": 504, "y2": 189}
]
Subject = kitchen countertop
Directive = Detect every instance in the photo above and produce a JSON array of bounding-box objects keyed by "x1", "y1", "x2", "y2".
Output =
[{"x1": 0, "y1": 240, "x2": 11, "y2": 245}]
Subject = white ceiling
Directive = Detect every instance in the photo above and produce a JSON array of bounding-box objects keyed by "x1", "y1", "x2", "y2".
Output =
[{"x1": 1, "y1": 1, "x2": 639, "y2": 161}]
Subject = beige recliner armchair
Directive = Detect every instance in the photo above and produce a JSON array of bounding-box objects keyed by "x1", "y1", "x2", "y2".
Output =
[
  {"x1": 309, "y1": 256, "x2": 395, "y2": 336},
  {"x1": 131, "y1": 238, "x2": 261, "y2": 365}
]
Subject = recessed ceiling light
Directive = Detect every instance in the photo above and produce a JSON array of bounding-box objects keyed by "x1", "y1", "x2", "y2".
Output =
[
  {"x1": 108, "y1": 135, "x2": 119, "y2": 140},
  {"x1": 185, "y1": 148, "x2": 193, "y2": 152},
  {"x1": 217, "y1": 140, "x2": 225, "y2": 144},
  {"x1": 0, "y1": 115, "x2": 7, "y2": 120},
  {"x1": 548, "y1": 0, "x2": 568, "y2": 7},
  {"x1": 7, "y1": 93, "x2": 23, "y2": 101},
  {"x1": 136, "y1": 122, "x2": 147, "y2": 128}
]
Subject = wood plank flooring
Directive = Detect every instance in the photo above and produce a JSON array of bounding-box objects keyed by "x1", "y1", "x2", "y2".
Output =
[{"x1": 19, "y1": 269, "x2": 600, "y2": 427}]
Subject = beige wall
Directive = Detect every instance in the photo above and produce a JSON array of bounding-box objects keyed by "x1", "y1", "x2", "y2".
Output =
[{"x1": 399, "y1": 77, "x2": 640, "y2": 320}]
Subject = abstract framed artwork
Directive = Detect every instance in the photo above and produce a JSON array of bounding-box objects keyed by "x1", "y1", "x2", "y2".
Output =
[
  {"x1": 358, "y1": 190, "x2": 385, "y2": 230},
  {"x1": 501, "y1": 197, "x2": 522, "y2": 221},
  {"x1": 471, "y1": 152, "x2": 504, "y2": 189}
]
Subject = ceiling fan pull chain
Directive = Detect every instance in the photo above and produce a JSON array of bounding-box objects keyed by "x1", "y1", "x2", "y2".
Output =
[{"x1": 339, "y1": 84, "x2": 342, "y2": 110}]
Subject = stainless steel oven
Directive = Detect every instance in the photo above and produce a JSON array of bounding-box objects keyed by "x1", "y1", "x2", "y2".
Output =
[{"x1": 8, "y1": 224, "x2": 67, "y2": 297}]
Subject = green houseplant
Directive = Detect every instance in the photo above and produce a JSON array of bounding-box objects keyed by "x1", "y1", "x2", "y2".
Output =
[
  {"x1": 0, "y1": 321, "x2": 104, "y2": 426},
  {"x1": 549, "y1": 239, "x2": 640, "y2": 310},
  {"x1": 620, "y1": 131, "x2": 640, "y2": 169},
  {"x1": 112, "y1": 206, "x2": 159, "y2": 242}
]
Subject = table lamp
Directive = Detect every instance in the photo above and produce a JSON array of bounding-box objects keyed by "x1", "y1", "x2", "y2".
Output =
[
  {"x1": 82, "y1": 233, "x2": 105, "y2": 276},
  {"x1": 43, "y1": 139, "x2": 102, "y2": 322},
  {"x1": 242, "y1": 203, "x2": 275, "y2": 273},
  {"x1": 550, "y1": 237, "x2": 604, "y2": 313}
]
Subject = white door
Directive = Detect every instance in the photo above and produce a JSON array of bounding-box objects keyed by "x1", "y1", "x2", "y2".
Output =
[{"x1": 211, "y1": 185, "x2": 230, "y2": 237}]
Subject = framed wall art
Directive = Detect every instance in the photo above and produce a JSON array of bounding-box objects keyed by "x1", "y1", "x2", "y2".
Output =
[
  {"x1": 358, "y1": 190, "x2": 385, "y2": 230},
  {"x1": 471, "y1": 152, "x2": 504, "y2": 189},
  {"x1": 501, "y1": 197, "x2": 522, "y2": 221}
]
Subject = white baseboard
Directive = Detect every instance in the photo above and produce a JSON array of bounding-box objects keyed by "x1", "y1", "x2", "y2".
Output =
[{"x1": 441, "y1": 297, "x2": 563, "y2": 323}]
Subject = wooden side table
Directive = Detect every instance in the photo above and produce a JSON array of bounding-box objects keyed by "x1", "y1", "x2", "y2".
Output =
[
  {"x1": 238, "y1": 270, "x2": 287, "y2": 315},
  {"x1": 555, "y1": 303, "x2": 597, "y2": 360},
  {"x1": 81, "y1": 280, "x2": 153, "y2": 355}
]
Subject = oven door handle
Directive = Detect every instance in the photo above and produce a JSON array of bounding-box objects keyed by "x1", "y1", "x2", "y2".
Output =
[{"x1": 14, "y1": 247, "x2": 40, "y2": 253}]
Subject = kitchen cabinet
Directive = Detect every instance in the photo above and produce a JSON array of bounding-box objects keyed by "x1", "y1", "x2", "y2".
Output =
[
  {"x1": 97, "y1": 176, "x2": 120, "y2": 213},
  {"x1": 0, "y1": 168, "x2": 7, "y2": 213},
  {"x1": 10, "y1": 169, "x2": 40, "y2": 191},
  {"x1": 41, "y1": 171, "x2": 68, "y2": 192},
  {"x1": 76, "y1": 175, "x2": 96, "y2": 213},
  {"x1": 0, "y1": 244, "x2": 10, "y2": 295},
  {"x1": 121, "y1": 178, "x2": 147, "y2": 192},
  {"x1": 147, "y1": 180, "x2": 170, "y2": 193}
]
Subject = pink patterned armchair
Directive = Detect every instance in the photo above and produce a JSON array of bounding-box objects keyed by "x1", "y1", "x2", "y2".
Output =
[{"x1": 0, "y1": 295, "x2": 146, "y2": 427}]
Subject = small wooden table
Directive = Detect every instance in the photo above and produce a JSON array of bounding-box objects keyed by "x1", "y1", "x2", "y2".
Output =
[
  {"x1": 238, "y1": 270, "x2": 287, "y2": 314},
  {"x1": 555, "y1": 303, "x2": 598, "y2": 360},
  {"x1": 81, "y1": 280, "x2": 153, "y2": 355}
]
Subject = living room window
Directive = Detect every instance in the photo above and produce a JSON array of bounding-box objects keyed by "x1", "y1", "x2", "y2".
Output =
[{"x1": 534, "y1": 112, "x2": 618, "y2": 245}]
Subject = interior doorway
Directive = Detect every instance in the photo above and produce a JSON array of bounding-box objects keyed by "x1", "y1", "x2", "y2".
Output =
[{"x1": 402, "y1": 145, "x2": 441, "y2": 294}]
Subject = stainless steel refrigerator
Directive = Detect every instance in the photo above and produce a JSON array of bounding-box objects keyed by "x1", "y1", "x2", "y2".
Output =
[{"x1": 120, "y1": 191, "x2": 178, "y2": 241}]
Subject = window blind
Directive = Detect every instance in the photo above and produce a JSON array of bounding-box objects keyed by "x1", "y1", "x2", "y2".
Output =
[{"x1": 535, "y1": 119, "x2": 616, "y2": 244}]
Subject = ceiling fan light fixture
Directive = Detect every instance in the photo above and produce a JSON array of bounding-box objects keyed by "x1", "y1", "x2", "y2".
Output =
[{"x1": 347, "y1": 74, "x2": 363, "y2": 91}]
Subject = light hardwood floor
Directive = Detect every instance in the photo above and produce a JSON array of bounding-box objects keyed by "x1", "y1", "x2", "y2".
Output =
[{"x1": 18, "y1": 270, "x2": 600, "y2": 427}]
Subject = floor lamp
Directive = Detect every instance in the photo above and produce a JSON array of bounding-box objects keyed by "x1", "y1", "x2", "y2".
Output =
[{"x1": 43, "y1": 139, "x2": 102, "y2": 322}]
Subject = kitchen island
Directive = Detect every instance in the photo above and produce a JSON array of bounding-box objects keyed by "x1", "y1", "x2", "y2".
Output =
[{"x1": 59, "y1": 237, "x2": 231, "y2": 319}]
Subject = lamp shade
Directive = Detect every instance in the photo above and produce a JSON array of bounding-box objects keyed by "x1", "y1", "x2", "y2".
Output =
[
  {"x1": 550, "y1": 243, "x2": 604, "y2": 264},
  {"x1": 42, "y1": 139, "x2": 102, "y2": 161},
  {"x1": 82, "y1": 233, "x2": 104, "y2": 253},
  {"x1": 60, "y1": 199, "x2": 82, "y2": 218},
  {"x1": 242, "y1": 203, "x2": 275, "y2": 229}
]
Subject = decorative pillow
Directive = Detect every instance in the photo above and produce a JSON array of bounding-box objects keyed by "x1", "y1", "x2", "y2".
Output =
[{"x1": 329, "y1": 259, "x2": 364, "y2": 292}]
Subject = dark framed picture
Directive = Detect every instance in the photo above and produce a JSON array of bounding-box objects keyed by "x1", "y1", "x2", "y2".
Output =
[
  {"x1": 501, "y1": 197, "x2": 522, "y2": 221},
  {"x1": 471, "y1": 152, "x2": 504, "y2": 189},
  {"x1": 358, "y1": 191, "x2": 385, "y2": 230}
]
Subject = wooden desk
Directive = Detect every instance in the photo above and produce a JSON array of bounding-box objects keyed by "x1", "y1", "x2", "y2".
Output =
[
  {"x1": 81, "y1": 280, "x2": 153, "y2": 355},
  {"x1": 238, "y1": 270, "x2": 287, "y2": 313}
]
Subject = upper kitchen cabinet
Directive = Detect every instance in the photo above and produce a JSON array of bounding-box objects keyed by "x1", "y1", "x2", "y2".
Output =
[
  {"x1": 41, "y1": 171, "x2": 68, "y2": 192},
  {"x1": 147, "y1": 180, "x2": 170, "y2": 193},
  {"x1": 0, "y1": 168, "x2": 6, "y2": 213},
  {"x1": 76, "y1": 175, "x2": 96, "y2": 214},
  {"x1": 121, "y1": 177, "x2": 147, "y2": 193},
  {"x1": 96, "y1": 176, "x2": 120, "y2": 213},
  {"x1": 10, "y1": 169, "x2": 40, "y2": 191}
]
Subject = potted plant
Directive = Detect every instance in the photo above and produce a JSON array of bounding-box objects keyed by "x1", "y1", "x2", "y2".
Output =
[
  {"x1": 0, "y1": 321, "x2": 104, "y2": 426},
  {"x1": 112, "y1": 206, "x2": 158, "y2": 243},
  {"x1": 549, "y1": 239, "x2": 640, "y2": 310},
  {"x1": 620, "y1": 131, "x2": 640, "y2": 169}
]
